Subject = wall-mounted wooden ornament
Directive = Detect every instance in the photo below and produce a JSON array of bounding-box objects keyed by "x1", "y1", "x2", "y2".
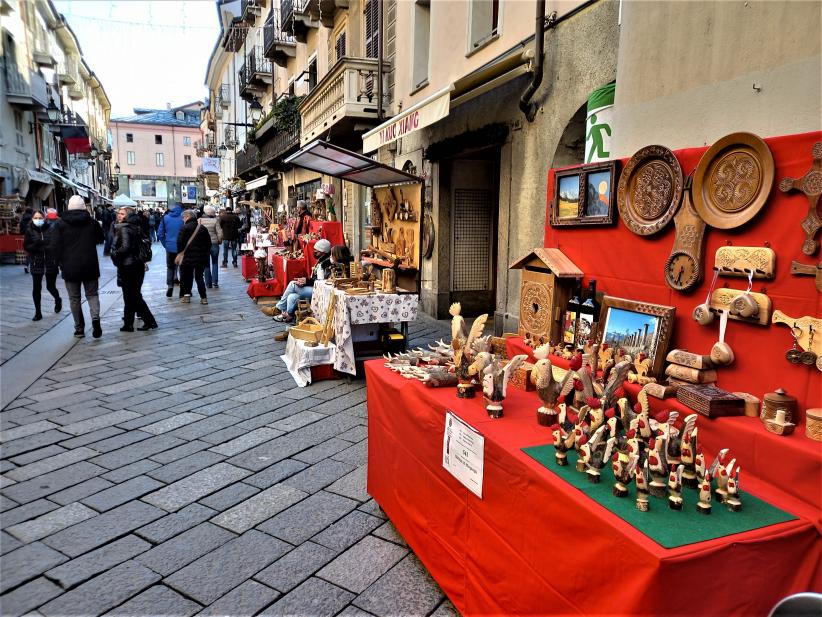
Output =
[
  {"x1": 709, "y1": 288, "x2": 772, "y2": 325},
  {"x1": 790, "y1": 260, "x2": 822, "y2": 293},
  {"x1": 772, "y1": 310, "x2": 822, "y2": 356},
  {"x1": 664, "y1": 188, "x2": 707, "y2": 292},
  {"x1": 714, "y1": 246, "x2": 776, "y2": 279},
  {"x1": 779, "y1": 141, "x2": 822, "y2": 256}
]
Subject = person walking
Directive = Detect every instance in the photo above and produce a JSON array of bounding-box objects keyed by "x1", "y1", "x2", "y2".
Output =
[
  {"x1": 51, "y1": 195, "x2": 104, "y2": 338},
  {"x1": 19, "y1": 207, "x2": 34, "y2": 273},
  {"x1": 157, "y1": 203, "x2": 185, "y2": 297},
  {"x1": 176, "y1": 209, "x2": 211, "y2": 304},
  {"x1": 219, "y1": 206, "x2": 241, "y2": 268},
  {"x1": 102, "y1": 205, "x2": 115, "y2": 256},
  {"x1": 199, "y1": 205, "x2": 223, "y2": 288},
  {"x1": 23, "y1": 210, "x2": 62, "y2": 321},
  {"x1": 111, "y1": 207, "x2": 157, "y2": 332},
  {"x1": 147, "y1": 209, "x2": 157, "y2": 242}
]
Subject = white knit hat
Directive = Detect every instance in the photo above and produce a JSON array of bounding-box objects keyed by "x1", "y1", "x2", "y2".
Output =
[
  {"x1": 314, "y1": 239, "x2": 331, "y2": 253},
  {"x1": 67, "y1": 195, "x2": 86, "y2": 210}
]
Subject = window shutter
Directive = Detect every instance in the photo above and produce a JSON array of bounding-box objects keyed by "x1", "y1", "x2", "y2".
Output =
[
  {"x1": 335, "y1": 31, "x2": 346, "y2": 63},
  {"x1": 364, "y1": 0, "x2": 379, "y2": 59}
]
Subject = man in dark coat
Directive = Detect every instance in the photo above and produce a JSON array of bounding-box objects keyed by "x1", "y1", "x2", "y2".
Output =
[
  {"x1": 176, "y1": 209, "x2": 211, "y2": 304},
  {"x1": 157, "y1": 203, "x2": 185, "y2": 297},
  {"x1": 219, "y1": 206, "x2": 242, "y2": 268},
  {"x1": 51, "y1": 195, "x2": 105, "y2": 338}
]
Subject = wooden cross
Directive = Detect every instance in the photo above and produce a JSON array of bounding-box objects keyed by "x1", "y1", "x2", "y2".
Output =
[
  {"x1": 780, "y1": 142, "x2": 822, "y2": 256},
  {"x1": 791, "y1": 260, "x2": 822, "y2": 293}
]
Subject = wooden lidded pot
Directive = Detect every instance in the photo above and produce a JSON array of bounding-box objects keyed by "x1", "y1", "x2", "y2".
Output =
[
  {"x1": 761, "y1": 388, "x2": 798, "y2": 424},
  {"x1": 806, "y1": 408, "x2": 822, "y2": 442}
]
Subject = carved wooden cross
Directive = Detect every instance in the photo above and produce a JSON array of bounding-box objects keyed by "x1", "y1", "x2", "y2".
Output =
[{"x1": 780, "y1": 142, "x2": 822, "y2": 255}]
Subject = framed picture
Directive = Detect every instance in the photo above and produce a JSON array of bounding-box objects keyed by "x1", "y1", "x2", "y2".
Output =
[
  {"x1": 550, "y1": 161, "x2": 619, "y2": 226},
  {"x1": 597, "y1": 296, "x2": 676, "y2": 379}
]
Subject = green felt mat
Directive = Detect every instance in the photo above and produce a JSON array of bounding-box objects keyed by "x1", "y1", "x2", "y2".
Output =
[{"x1": 522, "y1": 444, "x2": 796, "y2": 548}]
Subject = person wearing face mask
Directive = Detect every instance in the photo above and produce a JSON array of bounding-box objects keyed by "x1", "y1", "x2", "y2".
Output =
[
  {"x1": 111, "y1": 207, "x2": 157, "y2": 332},
  {"x1": 23, "y1": 210, "x2": 62, "y2": 321},
  {"x1": 272, "y1": 238, "x2": 332, "y2": 323}
]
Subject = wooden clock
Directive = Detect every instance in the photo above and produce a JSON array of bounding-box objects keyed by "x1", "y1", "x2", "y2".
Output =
[{"x1": 664, "y1": 185, "x2": 707, "y2": 292}]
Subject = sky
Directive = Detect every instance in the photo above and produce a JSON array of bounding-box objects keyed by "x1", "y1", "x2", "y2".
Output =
[{"x1": 53, "y1": 1, "x2": 220, "y2": 118}]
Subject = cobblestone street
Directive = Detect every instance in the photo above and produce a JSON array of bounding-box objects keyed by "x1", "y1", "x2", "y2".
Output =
[{"x1": 0, "y1": 249, "x2": 456, "y2": 617}]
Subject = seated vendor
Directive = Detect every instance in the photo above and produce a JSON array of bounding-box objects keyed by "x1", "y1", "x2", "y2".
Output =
[{"x1": 273, "y1": 238, "x2": 332, "y2": 323}]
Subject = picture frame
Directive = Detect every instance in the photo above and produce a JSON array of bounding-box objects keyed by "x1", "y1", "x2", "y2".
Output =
[
  {"x1": 597, "y1": 296, "x2": 676, "y2": 379},
  {"x1": 550, "y1": 161, "x2": 619, "y2": 227}
]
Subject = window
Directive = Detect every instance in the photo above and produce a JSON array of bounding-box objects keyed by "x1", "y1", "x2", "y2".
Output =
[
  {"x1": 184, "y1": 155, "x2": 192, "y2": 168},
  {"x1": 176, "y1": 111, "x2": 184, "y2": 121},
  {"x1": 155, "y1": 134, "x2": 162, "y2": 144},
  {"x1": 335, "y1": 31, "x2": 346, "y2": 64},
  {"x1": 156, "y1": 152, "x2": 164, "y2": 167},
  {"x1": 412, "y1": 0, "x2": 431, "y2": 90},
  {"x1": 364, "y1": 0, "x2": 379, "y2": 59},
  {"x1": 469, "y1": 0, "x2": 500, "y2": 51},
  {"x1": 288, "y1": 80, "x2": 295, "y2": 97},
  {"x1": 126, "y1": 133, "x2": 134, "y2": 143},
  {"x1": 183, "y1": 136, "x2": 191, "y2": 146},
  {"x1": 127, "y1": 151, "x2": 136, "y2": 165},
  {"x1": 307, "y1": 57, "x2": 317, "y2": 92},
  {"x1": 13, "y1": 110, "x2": 24, "y2": 148}
]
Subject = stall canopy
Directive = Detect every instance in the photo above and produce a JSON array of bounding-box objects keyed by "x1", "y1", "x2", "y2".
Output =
[
  {"x1": 284, "y1": 140, "x2": 421, "y2": 187},
  {"x1": 112, "y1": 194, "x2": 138, "y2": 207}
]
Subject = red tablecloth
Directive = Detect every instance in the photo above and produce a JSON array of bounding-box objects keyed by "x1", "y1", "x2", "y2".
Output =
[
  {"x1": 366, "y1": 360, "x2": 821, "y2": 617},
  {"x1": 241, "y1": 254, "x2": 257, "y2": 281},
  {"x1": 272, "y1": 254, "x2": 307, "y2": 290},
  {"x1": 309, "y1": 220, "x2": 344, "y2": 246},
  {"x1": 0, "y1": 234, "x2": 23, "y2": 253},
  {"x1": 246, "y1": 278, "x2": 282, "y2": 299}
]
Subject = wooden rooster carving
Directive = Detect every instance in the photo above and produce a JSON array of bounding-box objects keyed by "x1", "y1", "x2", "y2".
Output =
[
  {"x1": 451, "y1": 303, "x2": 488, "y2": 399},
  {"x1": 530, "y1": 343, "x2": 574, "y2": 419}
]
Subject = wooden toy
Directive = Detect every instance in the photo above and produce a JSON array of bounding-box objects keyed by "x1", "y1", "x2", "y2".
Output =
[
  {"x1": 451, "y1": 303, "x2": 489, "y2": 399},
  {"x1": 647, "y1": 438, "x2": 668, "y2": 498}
]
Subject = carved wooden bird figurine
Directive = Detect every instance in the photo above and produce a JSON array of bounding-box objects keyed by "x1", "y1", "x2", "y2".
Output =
[
  {"x1": 530, "y1": 344, "x2": 574, "y2": 409},
  {"x1": 482, "y1": 354, "x2": 528, "y2": 418}
]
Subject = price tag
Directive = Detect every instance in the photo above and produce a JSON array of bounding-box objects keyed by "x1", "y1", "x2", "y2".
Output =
[{"x1": 442, "y1": 411, "x2": 484, "y2": 499}]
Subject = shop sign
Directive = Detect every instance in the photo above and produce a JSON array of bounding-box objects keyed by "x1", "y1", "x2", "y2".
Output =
[
  {"x1": 363, "y1": 86, "x2": 452, "y2": 153},
  {"x1": 202, "y1": 157, "x2": 221, "y2": 174},
  {"x1": 442, "y1": 411, "x2": 484, "y2": 498}
]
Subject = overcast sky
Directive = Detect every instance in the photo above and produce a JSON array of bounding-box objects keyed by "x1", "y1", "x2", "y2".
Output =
[{"x1": 53, "y1": 0, "x2": 220, "y2": 118}]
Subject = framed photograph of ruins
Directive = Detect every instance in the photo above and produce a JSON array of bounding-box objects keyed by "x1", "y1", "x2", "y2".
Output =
[
  {"x1": 597, "y1": 296, "x2": 676, "y2": 379},
  {"x1": 549, "y1": 161, "x2": 619, "y2": 227}
]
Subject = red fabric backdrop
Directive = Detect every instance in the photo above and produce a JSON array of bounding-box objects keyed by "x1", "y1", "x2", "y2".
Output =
[{"x1": 543, "y1": 132, "x2": 822, "y2": 421}]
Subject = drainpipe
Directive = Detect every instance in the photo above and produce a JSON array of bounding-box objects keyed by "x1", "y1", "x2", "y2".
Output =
[
  {"x1": 377, "y1": 0, "x2": 384, "y2": 122},
  {"x1": 519, "y1": 0, "x2": 549, "y2": 122}
]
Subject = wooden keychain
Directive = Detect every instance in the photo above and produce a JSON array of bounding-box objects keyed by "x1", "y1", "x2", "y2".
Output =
[
  {"x1": 801, "y1": 326, "x2": 818, "y2": 366},
  {"x1": 786, "y1": 326, "x2": 803, "y2": 365}
]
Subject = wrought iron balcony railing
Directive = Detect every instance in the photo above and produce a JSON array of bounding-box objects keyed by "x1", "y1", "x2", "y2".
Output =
[
  {"x1": 263, "y1": 11, "x2": 297, "y2": 66},
  {"x1": 235, "y1": 143, "x2": 261, "y2": 176}
]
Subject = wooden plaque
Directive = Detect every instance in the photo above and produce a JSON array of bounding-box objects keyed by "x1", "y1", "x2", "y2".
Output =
[{"x1": 617, "y1": 145, "x2": 683, "y2": 236}]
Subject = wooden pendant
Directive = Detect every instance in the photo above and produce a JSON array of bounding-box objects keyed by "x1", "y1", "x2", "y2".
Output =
[
  {"x1": 779, "y1": 142, "x2": 822, "y2": 256},
  {"x1": 664, "y1": 187, "x2": 706, "y2": 292}
]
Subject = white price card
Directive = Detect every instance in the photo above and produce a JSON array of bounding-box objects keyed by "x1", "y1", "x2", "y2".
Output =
[{"x1": 442, "y1": 411, "x2": 484, "y2": 499}]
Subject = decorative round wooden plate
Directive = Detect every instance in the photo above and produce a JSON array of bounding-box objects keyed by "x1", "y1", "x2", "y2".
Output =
[
  {"x1": 692, "y1": 132, "x2": 774, "y2": 230},
  {"x1": 617, "y1": 145, "x2": 684, "y2": 235}
]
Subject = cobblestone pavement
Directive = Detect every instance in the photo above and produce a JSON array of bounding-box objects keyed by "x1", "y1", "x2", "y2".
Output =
[{"x1": 0, "y1": 246, "x2": 458, "y2": 617}]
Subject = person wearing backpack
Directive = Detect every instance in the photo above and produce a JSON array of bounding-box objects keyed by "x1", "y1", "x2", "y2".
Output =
[{"x1": 112, "y1": 207, "x2": 157, "y2": 332}]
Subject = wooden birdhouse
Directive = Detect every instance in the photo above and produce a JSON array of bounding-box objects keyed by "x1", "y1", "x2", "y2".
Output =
[{"x1": 509, "y1": 248, "x2": 583, "y2": 347}]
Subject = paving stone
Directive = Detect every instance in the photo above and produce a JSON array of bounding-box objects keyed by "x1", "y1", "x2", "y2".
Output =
[
  {"x1": 336, "y1": 425, "x2": 367, "y2": 443},
  {"x1": 326, "y1": 465, "x2": 369, "y2": 502},
  {"x1": 292, "y1": 438, "x2": 351, "y2": 465},
  {"x1": 45, "y1": 535, "x2": 152, "y2": 589},
  {"x1": 49, "y1": 477, "x2": 115, "y2": 506},
  {"x1": 5, "y1": 446, "x2": 98, "y2": 482},
  {"x1": 87, "y1": 430, "x2": 152, "y2": 453},
  {"x1": 357, "y1": 499, "x2": 387, "y2": 520},
  {"x1": 352, "y1": 554, "x2": 445, "y2": 617},
  {"x1": 102, "y1": 584, "x2": 202, "y2": 617},
  {"x1": 199, "y1": 482, "x2": 259, "y2": 511},
  {"x1": 81, "y1": 476, "x2": 165, "y2": 512},
  {"x1": 268, "y1": 410, "x2": 325, "y2": 432},
  {"x1": 28, "y1": 383, "x2": 92, "y2": 402},
  {"x1": 0, "y1": 577, "x2": 63, "y2": 617},
  {"x1": 165, "y1": 530, "x2": 291, "y2": 605},
  {"x1": 135, "y1": 503, "x2": 217, "y2": 544},
  {"x1": 317, "y1": 536, "x2": 408, "y2": 593},
  {"x1": 1, "y1": 430, "x2": 72, "y2": 459},
  {"x1": 167, "y1": 414, "x2": 241, "y2": 441},
  {"x1": 311, "y1": 511, "x2": 384, "y2": 553},
  {"x1": 372, "y1": 520, "x2": 408, "y2": 547},
  {"x1": 257, "y1": 491, "x2": 358, "y2": 545},
  {"x1": 135, "y1": 522, "x2": 235, "y2": 576},
  {"x1": 115, "y1": 410, "x2": 174, "y2": 430},
  {"x1": 1, "y1": 498, "x2": 60, "y2": 527},
  {"x1": 147, "y1": 451, "x2": 226, "y2": 484},
  {"x1": 430, "y1": 598, "x2": 460, "y2": 617},
  {"x1": 39, "y1": 560, "x2": 161, "y2": 617},
  {"x1": 58, "y1": 426, "x2": 125, "y2": 449},
  {"x1": 51, "y1": 407, "x2": 117, "y2": 426},
  {"x1": 281, "y1": 459, "x2": 357, "y2": 494},
  {"x1": 254, "y1": 541, "x2": 338, "y2": 593},
  {"x1": 0, "y1": 494, "x2": 19, "y2": 512},
  {"x1": 101, "y1": 460, "x2": 161, "y2": 483},
  {"x1": 141, "y1": 462, "x2": 251, "y2": 512},
  {"x1": 141, "y1": 412, "x2": 205, "y2": 435},
  {"x1": 149, "y1": 440, "x2": 210, "y2": 464},
  {"x1": 94, "y1": 375, "x2": 162, "y2": 396},
  {"x1": 6, "y1": 502, "x2": 98, "y2": 543},
  {"x1": 59, "y1": 410, "x2": 142, "y2": 436},
  {"x1": 0, "y1": 542, "x2": 68, "y2": 592},
  {"x1": 258, "y1": 577, "x2": 354, "y2": 617},
  {"x1": 90, "y1": 434, "x2": 185, "y2": 470},
  {"x1": 210, "y1": 484, "x2": 307, "y2": 534},
  {"x1": 160, "y1": 379, "x2": 209, "y2": 393},
  {"x1": 244, "y1": 459, "x2": 308, "y2": 489},
  {"x1": 332, "y1": 440, "x2": 368, "y2": 467},
  {"x1": 208, "y1": 427, "x2": 282, "y2": 457},
  {"x1": 198, "y1": 425, "x2": 247, "y2": 445},
  {"x1": 197, "y1": 580, "x2": 280, "y2": 616},
  {"x1": 0, "y1": 420, "x2": 61, "y2": 443},
  {"x1": 42, "y1": 500, "x2": 166, "y2": 558},
  {"x1": 336, "y1": 605, "x2": 377, "y2": 617},
  {"x1": 0, "y1": 530, "x2": 22, "y2": 555}
]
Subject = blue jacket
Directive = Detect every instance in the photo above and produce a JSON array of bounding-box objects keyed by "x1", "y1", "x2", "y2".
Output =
[{"x1": 157, "y1": 204, "x2": 184, "y2": 252}]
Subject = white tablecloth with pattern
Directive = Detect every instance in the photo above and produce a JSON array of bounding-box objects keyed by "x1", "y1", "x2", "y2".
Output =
[{"x1": 310, "y1": 282, "x2": 419, "y2": 375}]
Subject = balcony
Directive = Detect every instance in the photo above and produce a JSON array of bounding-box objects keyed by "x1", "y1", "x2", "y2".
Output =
[
  {"x1": 281, "y1": 0, "x2": 318, "y2": 43},
  {"x1": 4, "y1": 69, "x2": 49, "y2": 109},
  {"x1": 299, "y1": 56, "x2": 390, "y2": 146},
  {"x1": 32, "y1": 32, "x2": 56, "y2": 68},
  {"x1": 259, "y1": 121, "x2": 300, "y2": 168},
  {"x1": 219, "y1": 84, "x2": 231, "y2": 108},
  {"x1": 241, "y1": 0, "x2": 262, "y2": 23},
  {"x1": 68, "y1": 83, "x2": 84, "y2": 101},
  {"x1": 318, "y1": 0, "x2": 348, "y2": 28},
  {"x1": 236, "y1": 143, "x2": 262, "y2": 176},
  {"x1": 222, "y1": 19, "x2": 245, "y2": 53},
  {"x1": 263, "y1": 11, "x2": 297, "y2": 67},
  {"x1": 238, "y1": 46, "x2": 272, "y2": 101},
  {"x1": 57, "y1": 58, "x2": 78, "y2": 85}
]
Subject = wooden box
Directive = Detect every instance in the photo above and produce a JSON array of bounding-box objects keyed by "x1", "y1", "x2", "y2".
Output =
[
  {"x1": 676, "y1": 384, "x2": 745, "y2": 418},
  {"x1": 509, "y1": 362, "x2": 535, "y2": 391},
  {"x1": 509, "y1": 249, "x2": 583, "y2": 346}
]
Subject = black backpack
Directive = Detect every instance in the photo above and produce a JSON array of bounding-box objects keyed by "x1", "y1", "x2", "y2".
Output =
[{"x1": 138, "y1": 233, "x2": 152, "y2": 263}]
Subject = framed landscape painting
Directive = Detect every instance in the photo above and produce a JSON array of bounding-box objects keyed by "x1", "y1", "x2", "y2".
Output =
[{"x1": 550, "y1": 161, "x2": 619, "y2": 227}]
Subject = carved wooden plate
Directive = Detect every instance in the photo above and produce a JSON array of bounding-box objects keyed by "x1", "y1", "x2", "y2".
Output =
[
  {"x1": 692, "y1": 132, "x2": 774, "y2": 230},
  {"x1": 617, "y1": 145, "x2": 684, "y2": 235}
]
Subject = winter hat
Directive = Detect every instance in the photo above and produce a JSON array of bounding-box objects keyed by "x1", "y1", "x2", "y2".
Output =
[
  {"x1": 314, "y1": 239, "x2": 331, "y2": 253},
  {"x1": 204, "y1": 205, "x2": 216, "y2": 216},
  {"x1": 46, "y1": 208, "x2": 58, "y2": 220},
  {"x1": 67, "y1": 195, "x2": 86, "y2": 210}
]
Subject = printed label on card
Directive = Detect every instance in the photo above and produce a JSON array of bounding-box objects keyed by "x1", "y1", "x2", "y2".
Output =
[{"x1": 442, "y1": 411, "x2": 484, "y2": 499}]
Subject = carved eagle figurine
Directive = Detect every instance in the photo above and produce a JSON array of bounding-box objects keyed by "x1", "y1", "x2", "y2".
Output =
[{"x1": 530, "y1": 343, "x2": 574, "y2": 408}]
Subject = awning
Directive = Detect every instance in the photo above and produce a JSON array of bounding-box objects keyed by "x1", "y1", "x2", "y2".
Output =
[
  {"x1": 59, "y1": 125, "x2": 91, "y2": 155},
  {"x1": 27, "y1": 169, "x2": 53, "y2": 185},
  {"x1": 245, "y1": 175, "x2": 268, "y2": 190},
  {"x1": 362, "y1": 85, "x2": 453, "y2": 154},
  {"x1": 284, "y1": 140, "x2": 421, "y2": 187},
  {"x1": 44, "y1": 168, "x2": 89, "y2": 197}
]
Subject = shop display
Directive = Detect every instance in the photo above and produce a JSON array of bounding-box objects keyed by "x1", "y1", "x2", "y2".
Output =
[
  {"x1": 664, "y1": 183, "x2": 707, "y2": 291},
  {"x1": 779, "y1": 141, "x2": 822, "y2": 255},
  {"x1": 772, "y1": 310, "x2": 822, "y2": 370},
  {"x1": 676, "y1": 384, "x2": 744, "y2": 418},
  {"x1": 481, "y1": 354, "x2": 529, "y2": 419},
  {"x1": 760, "y1": 388, "x2": 798, "y2": 425},
  {"x1": 617, "y1": 145, "x2": 683, "y2": 236},
  {"x1": 710, "y1": 286, "x2": 771, "y2": 326},
  {"x1": 550, "y1": 161, "x2": 618, "y2": 227},
  {"x1": 450, "y1": 303, "x2": 489, "y2": 399},
  {"x1": 714, "y1": 246, "x2": 775, "y2": 279},
  {"x1": 709, "y1": 309, "x2": 735, "y2": 366},
  {"x1": 790, "y1": 260, "x2": 822, "y2": 293},
  {"x1": 763, "y1": 408, "x2": 796, "y2": 436},
  {"x1": 805, "y1": 408, "x2": 822, "y2": 442}
]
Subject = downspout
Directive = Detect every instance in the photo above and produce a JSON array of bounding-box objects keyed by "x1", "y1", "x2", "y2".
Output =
[
  {"x1": 519, "y1": 0, "x2": 549, "y2": 122},
  {"x1": 377, "y1": 0, "x2": 384, "y2": 122}
]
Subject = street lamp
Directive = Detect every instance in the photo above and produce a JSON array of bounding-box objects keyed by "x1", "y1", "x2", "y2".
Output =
[
  {"x1": 46, "y1": 97, "x2": 61, "y2": 123},
  {"x1": 90, "y1": 146, "x2": 99, "y2": 158},
  {"x1": 114, "y1": 162, "x2": 120, "y2": 175},
  {"x1": 218, "y1": 144, "x2": 227, "y2": 156},
  {"x1": 249, "y1": 99, "x2": 263, "y2": 124}
]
